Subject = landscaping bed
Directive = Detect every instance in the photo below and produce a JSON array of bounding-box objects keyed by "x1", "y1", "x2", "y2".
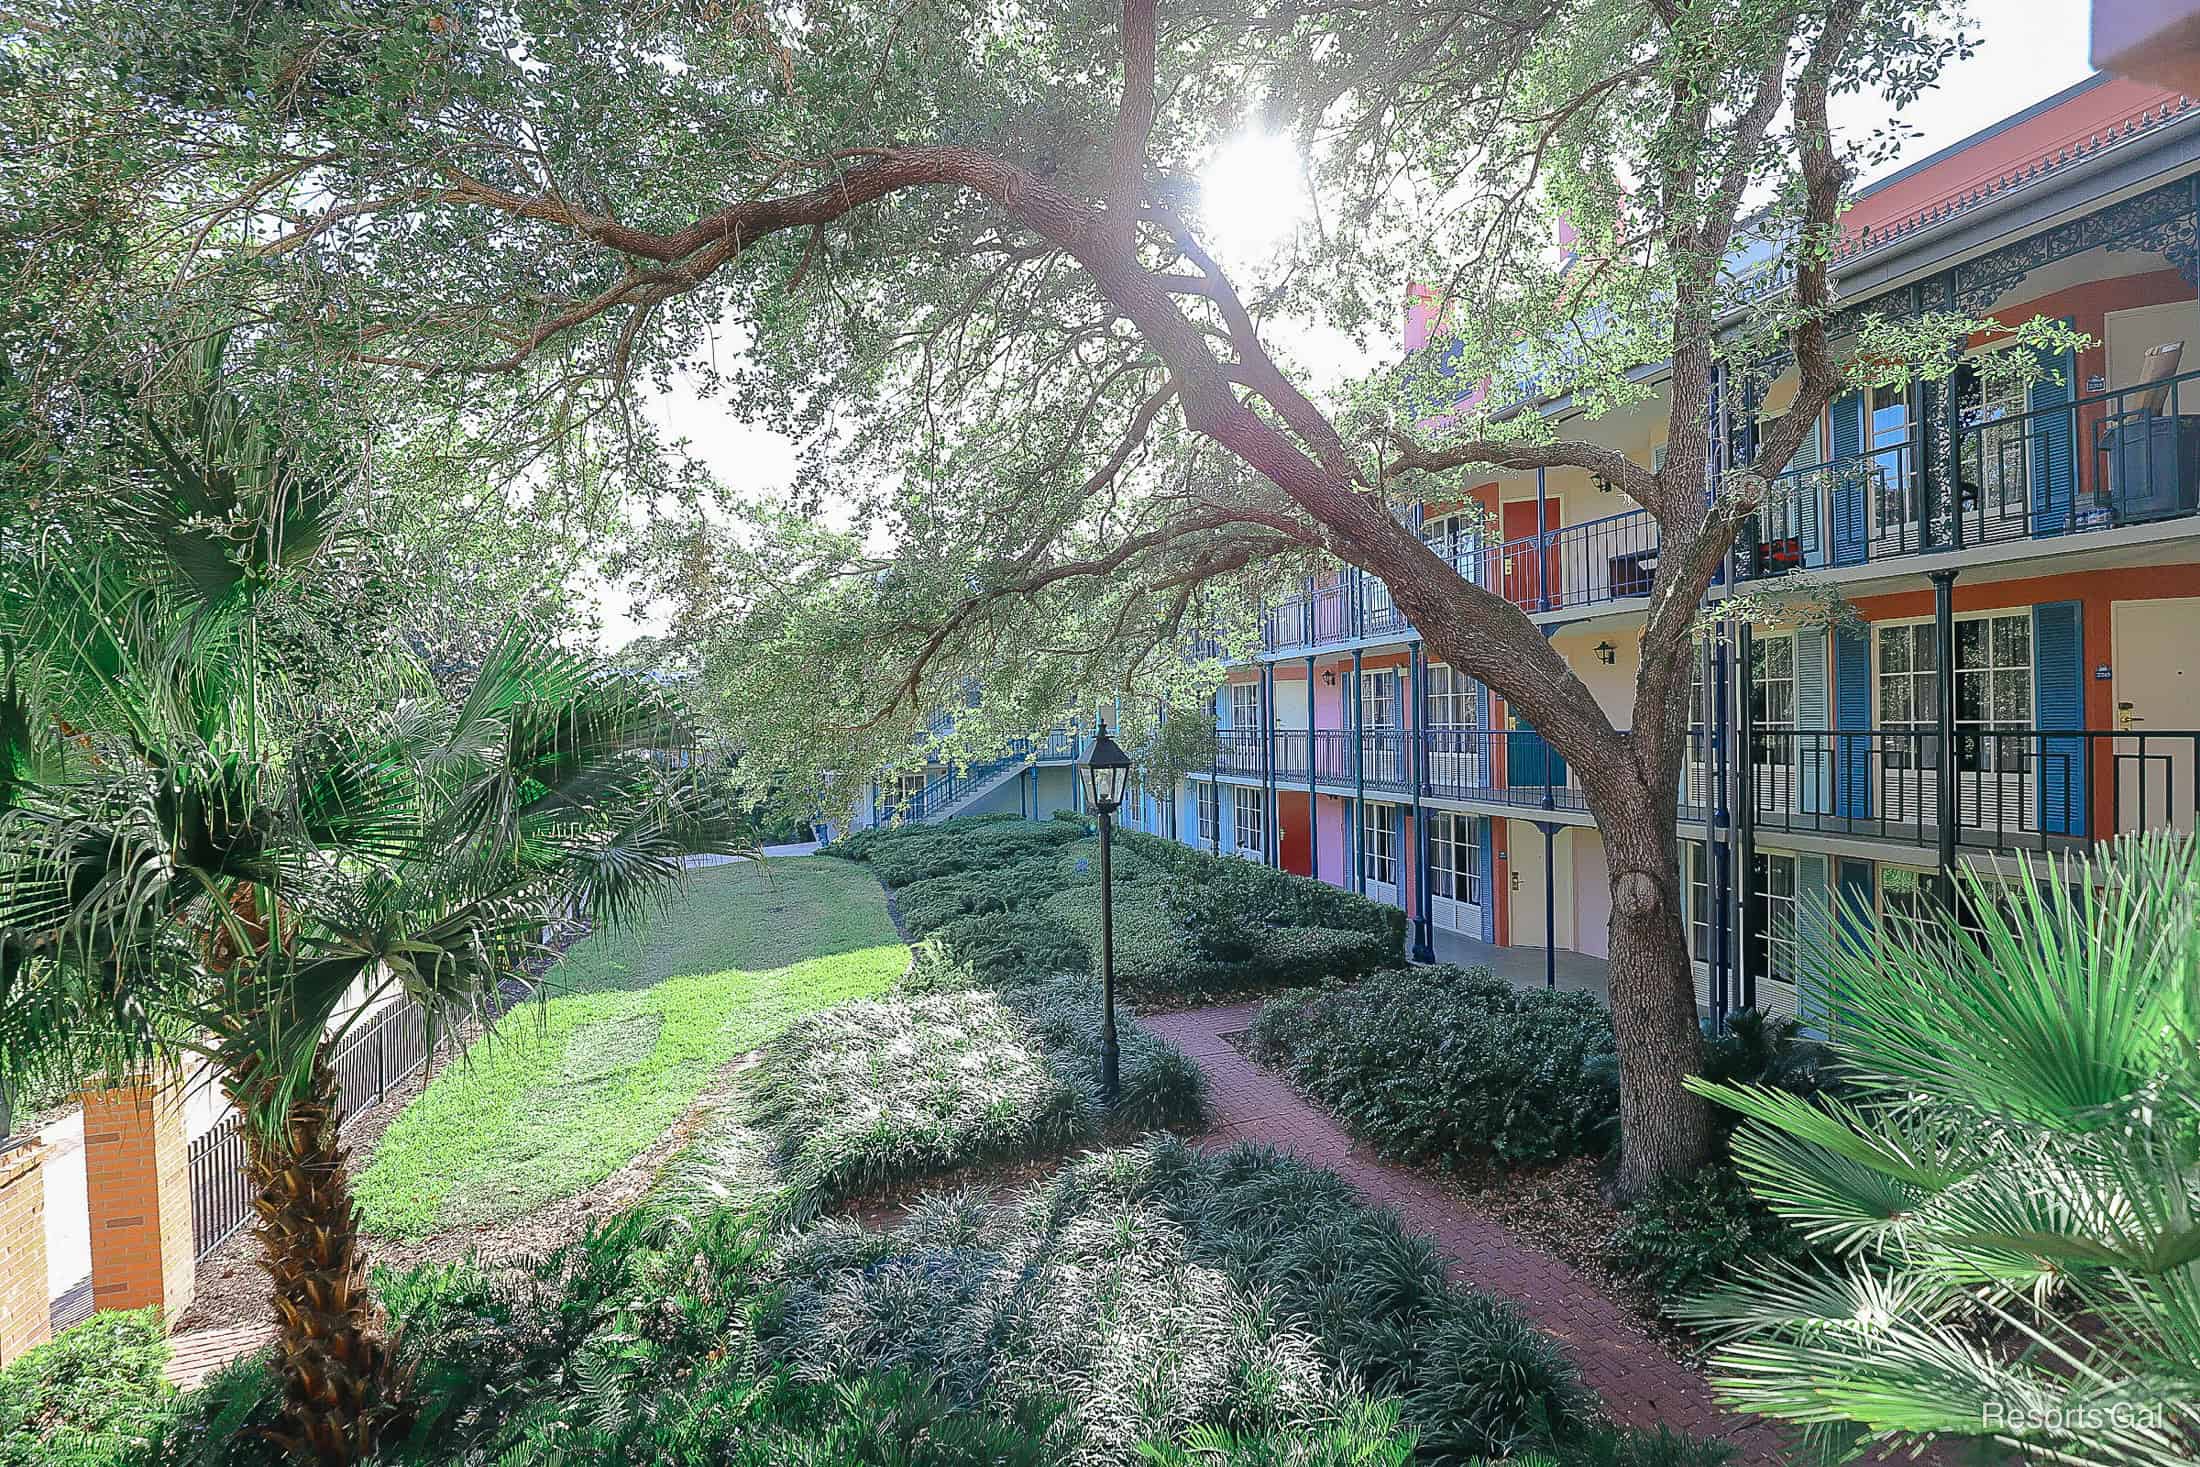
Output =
[
  {"x1": 835, "y1": 813, "x2": 1405, "y2": 999},
  {"x1": 652, "y1": 977, "x2": 1207, "y2": 1223}
]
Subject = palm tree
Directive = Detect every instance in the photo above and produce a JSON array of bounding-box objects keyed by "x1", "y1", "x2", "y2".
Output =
[
  {"x1": 0, "y1": 343, "x2": 743, "y2": 1464},
  {"x1": 1677, "y1": 835, "x2": 2200, "y2": 1467}
]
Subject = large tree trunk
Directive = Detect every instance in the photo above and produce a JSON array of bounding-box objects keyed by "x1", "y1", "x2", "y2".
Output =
[
  {"x1": 1596, "y1": 777, "x2": 1715, "y2": 1198},
  {"x1": 234, "y1": 1050, "x2": 412, "y2": 1465}
]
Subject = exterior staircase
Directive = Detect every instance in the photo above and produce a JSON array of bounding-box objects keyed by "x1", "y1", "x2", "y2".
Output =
[{"x1": 875, "y1": 729, "x2": 1081, "y2": 825}]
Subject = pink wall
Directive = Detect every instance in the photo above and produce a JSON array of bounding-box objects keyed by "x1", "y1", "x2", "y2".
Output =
[
  {"x1": 1316, "y1": 794, "x2": 1349, "y2": 886},
  {"x1": 1312, "y1": 664, "x2": 1345, "y2": 732}
]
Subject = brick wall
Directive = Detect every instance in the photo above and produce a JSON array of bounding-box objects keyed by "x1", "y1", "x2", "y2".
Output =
[
  {"x1": 0, "y1": 1140, "x2": 49, "y2": 1364},
  {"x1": 81, "y1": 1074, "x2": 195, "y2": 1320}
]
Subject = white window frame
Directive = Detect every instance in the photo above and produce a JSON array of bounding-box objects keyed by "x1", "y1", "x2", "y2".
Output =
[
  {"x1": 1875, "y1": 610, "x2": 2035, "y2": 825},
  {"x1": 1359, "y1": 669, "x2": 1399, "y2": 728},
  {"x1": 1685, "y1": 840, "x2": 1712, "y2": 962},
  {"x1": 1228, "y1": 681, "x2": 1262, "y2": 730},
  {"x1": 1429, "y1": 811, "x2": 1480, "y2": 927},
  {"x1": 1233, "y1": 787, "x2": 1266, "y2": 857},
  {"x1": 1196, "y1": 782, "x2": 1219, "y2": 844},
  {"x1": 1361, "y1": 801, "x2": 1399, "y2": 896},
  {"x1": 1427, "y1": 663, "x2": 1476, "y2": 728},
  {"x1": 1751, "y1": 851, "x2": 1798, "y2": 985}
]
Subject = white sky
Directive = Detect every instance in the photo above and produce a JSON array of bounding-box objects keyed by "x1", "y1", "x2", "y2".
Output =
[{"x1": 592, "y1": 1, "x2": 2097, "y2": 649}]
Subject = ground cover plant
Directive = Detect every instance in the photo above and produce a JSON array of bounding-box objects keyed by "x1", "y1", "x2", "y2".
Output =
[
  {"x1": 836, "y1": 816, "x2": 1402, "y2": 997},
  {"x1": 354, "y1": 858, "x2": 905, "y2": 1238},
  {"x1": 728, "y1": 977, "x2": 1208, "y2": 1218},
  {"x1": 0, "y1": 1310, "x2": 173, "y2": 1467},
  {"x1": 1250, "y1": 968, "x2": 1622, "y2": 1169}
]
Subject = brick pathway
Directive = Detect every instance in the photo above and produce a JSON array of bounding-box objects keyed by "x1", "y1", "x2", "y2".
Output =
[{"x1": 1141, "y1": 1002, "x2": 1789, "y2": 1462}]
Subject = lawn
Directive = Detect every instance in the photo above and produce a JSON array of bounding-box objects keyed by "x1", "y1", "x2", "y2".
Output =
[{"x1": 355, "y1": 857, "x2": 907, "y2": 1239}]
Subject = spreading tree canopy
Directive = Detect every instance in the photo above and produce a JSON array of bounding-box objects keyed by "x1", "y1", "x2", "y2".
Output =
[{"x1": 5, "y1": 0, "x2": 2059, "y2": 1192}]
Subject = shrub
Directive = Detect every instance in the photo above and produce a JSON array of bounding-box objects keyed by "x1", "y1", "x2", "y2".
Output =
[
  {"x1": 769, "y1": 1137, "x2": 1595, "y2": 1465},
  {"x1": 927, "y1": 909, "x2": 1093, "y2": 985},
  {"x1": 1256, "y1": 926, "x2": 1395, "y2": 987},
  {"x1": 1250, "y1": 968, "x2": 1620, "y2": 1168},
  {"x1": 1609, "y1": 1165, "x2": 1820, "y2": 1301},
  {"x1": 0, "y1": 1310, "x2": 173, "y2": 1467},
  {"x1": 747, "y1": 980, "x2": 1204, "y2": 1216}
]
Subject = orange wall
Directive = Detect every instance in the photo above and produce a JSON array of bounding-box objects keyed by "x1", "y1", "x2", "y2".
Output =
[{"x1": 1849, "y1": 561, "x2": 2200, "y2": 841}]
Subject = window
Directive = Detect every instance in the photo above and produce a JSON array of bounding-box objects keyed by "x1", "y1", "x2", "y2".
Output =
[
  {"x1": 1360, "y1": 670, "x2": 1399, "y2": 728},
  {"x1": 1750, "y1": 851, "x2": 1798, "y2": 984},
  {"x1": 1686, "y1": 841, "x2": 1712, "y2": 962},
  {"x1": 1430, "y1": 812, "x2": 1480, "y2": 906},
  {"x1": 1749, "y1": 634, "x2": 1794, "y2": 766},
  {"x1": 1882, "y1": 866, "x2": 2015, "y2": 949},
  {"x1": 1427, "y1": 664, "x2": 1477, "y2": 728},
  {"x1": 883, "y1": 772, "x2": 928, "y2": 811},
  {"x1": 1420, "y1": 511, "x2": 1481, "y2": 570},
  {"x1": 1877, "y1": 613, "x2": 2032, "y2": 772},
  {"x1": 1870, "y1": 383, "x2": 1913, "y2": 535},
  {"x1": 1233, "y1": 787, "x2": 1266, "y2": 855},
  {"x1": 1362, "y1": 569, "x2": 1396, "y2": 627},
  {"x1": 1361, "y1": 802, "x2": 1399, "y2": 888},
  {"x1": 1196, "y1": 782, "x2": 1219, "y2": 844},
  {"x1": 1228, "y1": 681, "x2": 1262, "y2": 730}
]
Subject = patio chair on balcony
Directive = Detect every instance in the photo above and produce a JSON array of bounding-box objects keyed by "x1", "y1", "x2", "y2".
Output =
[{"x1": 2097, "y1": 343, "x2": 2200, "y2": 525}]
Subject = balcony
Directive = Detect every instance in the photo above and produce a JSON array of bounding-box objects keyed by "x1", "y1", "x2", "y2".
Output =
[
  {"x1": 1193, "y1": 723, "x2": 2197, "y2": 855},
  {"x1": 1253, "y1": 367, "x2": 2200, "y2": 655}
]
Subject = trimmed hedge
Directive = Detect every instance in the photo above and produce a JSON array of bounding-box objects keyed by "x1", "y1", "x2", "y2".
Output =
[
  {"x1": 0, "y1": 1309, "x2": 173, "y2": 1467},
  {"x1": 834, "y1": 816, "x2": 1403, "y2": 998},
  {"x1": 1250, "y1": 967, "x2": 1621, "y2": 1169}
]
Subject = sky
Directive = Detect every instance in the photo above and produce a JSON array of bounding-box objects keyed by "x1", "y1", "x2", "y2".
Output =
[{"x1": 591, "y1": 0, "x2": 2099, "y2": 650}]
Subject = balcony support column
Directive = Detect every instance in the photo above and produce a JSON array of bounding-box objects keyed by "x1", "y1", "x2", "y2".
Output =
[
  {"x1": 1535, "y1": 467, "x2": 1554, "y2": 612},
  {"x1": 1736, "y1": 622, "x2": 1758, "y2": 1014},
  {"x1": 1306, "y1": 655, "x2": 1319, "y2": 878},
  {"x1": 1705, "y1": 631, "x2": 1731, "y2": 1031},
  {"x1": 1409, "y1": 643, "x2": 1435, "y2": 963},
  {"x1": 1931, "y1": 567, "x2": 1960, "y2": 909},
  {"x1": 1351, "y1": 649, "x2": 1365, "y2": 895},
  {"x1": 1261, "y1": 661, "x2": 1277, "y2": 868}
]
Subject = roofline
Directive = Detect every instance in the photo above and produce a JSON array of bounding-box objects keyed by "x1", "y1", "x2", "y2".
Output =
[{"x1": 1850, "y1": 72, "x2": 2118, "y2": 204}]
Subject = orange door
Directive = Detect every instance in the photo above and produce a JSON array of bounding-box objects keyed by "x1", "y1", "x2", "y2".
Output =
[{"x1": 1277, "y1": 791, "x2": 1314, "y2": 876}]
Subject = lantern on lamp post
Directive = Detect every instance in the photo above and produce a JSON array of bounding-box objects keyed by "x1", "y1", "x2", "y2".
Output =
[{"x1": 1081, "y1": 718, "x2": 1133, "y2": 1109}]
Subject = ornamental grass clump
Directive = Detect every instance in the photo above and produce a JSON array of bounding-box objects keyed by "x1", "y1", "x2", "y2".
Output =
[{"x1": 1250, "y1": 968, "x2": 1620, "y2": 1168}]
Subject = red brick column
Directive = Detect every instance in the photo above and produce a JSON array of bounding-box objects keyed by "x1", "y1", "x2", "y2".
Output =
[
  {"x1": 0, "y1": 1141, "x2": 48, "y2": 1363},
  {"x1": 80, "y1": 1074, "x2": 195, "y2": 1319}
]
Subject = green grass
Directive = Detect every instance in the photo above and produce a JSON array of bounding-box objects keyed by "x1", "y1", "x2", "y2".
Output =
[{"x1": 355, "y1": 858, "x2": 907, "y2": 1239}]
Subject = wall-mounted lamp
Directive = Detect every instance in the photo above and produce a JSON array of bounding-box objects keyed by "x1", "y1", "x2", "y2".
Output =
[
  {"x1": 1594, "y1": 641, "x2": 1618, "y2": 665},
  {"x1": 1322, "y1": 668, "x2": 1338, "y2": 686}
]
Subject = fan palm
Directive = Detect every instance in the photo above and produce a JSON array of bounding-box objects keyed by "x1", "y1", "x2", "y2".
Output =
[
  {"x1": 1677, "y1": 835, "x2": 2200, "y2": 1467},
  {"x1": 0, "y1": 343, "x2": 744, "y2": 1464}
]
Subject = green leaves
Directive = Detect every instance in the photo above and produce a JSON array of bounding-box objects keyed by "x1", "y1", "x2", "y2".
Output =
[{"x1": 1684, "y1": 838, "x2": 2200, "y2": 1466}]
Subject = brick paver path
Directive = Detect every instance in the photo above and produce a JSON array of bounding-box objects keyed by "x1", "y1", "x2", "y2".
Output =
[{"x1": 1142, "y1": 1002, "x2": 1789, "y2": 1462}]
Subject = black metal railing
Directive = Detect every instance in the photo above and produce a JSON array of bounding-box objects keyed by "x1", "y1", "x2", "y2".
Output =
[{"x1": 189, "y1": 997, "x2": 435, "y2": 1261}]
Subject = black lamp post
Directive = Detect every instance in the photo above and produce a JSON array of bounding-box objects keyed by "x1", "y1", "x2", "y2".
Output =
[{"x1": 1082, "y1": 718, "x2": 1133, "y2": 1110}]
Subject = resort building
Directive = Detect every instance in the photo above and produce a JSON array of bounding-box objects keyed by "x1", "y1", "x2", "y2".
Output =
[{"x1": 1114, "y1": 73, "x2": 2200, "y2": 1021}]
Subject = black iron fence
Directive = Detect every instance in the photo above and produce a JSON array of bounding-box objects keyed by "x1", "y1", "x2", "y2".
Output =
[{"x1": 187, "y1": 996, "x2": 434, "y2": 1261}]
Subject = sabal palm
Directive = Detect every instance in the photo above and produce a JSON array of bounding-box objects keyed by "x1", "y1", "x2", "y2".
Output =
[
  {"x1": 1678, "y1": 835, "x2": 2200, "y2": 1467},
  {"x1": 0, "y1": 348, "x2": 739, "y2": 1464}
]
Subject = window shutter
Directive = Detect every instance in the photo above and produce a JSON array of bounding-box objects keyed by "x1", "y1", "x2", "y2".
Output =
[
  {"x1": 2033, "y1": 600, "x2": 2086, "y2": 835},
  {"x1": 1834, "y1": 625, "x2": 1873, "y2": 820},
  {"x1": 2027, "y1": 323, "x2": 2078, "y2": 537},
  {"x1": 1796, "y1": 627, "x2": 1831, "y2": 815},
  {"x1": 1830, "y1": 391, "x2": 1869, "y2": 565},
  {"x1": 1827, "y1": 858, "x2": 1875, "y2": 1039},
  {"x1": 1476, "y1": 819, "x2": 1497, "y2": 941}
]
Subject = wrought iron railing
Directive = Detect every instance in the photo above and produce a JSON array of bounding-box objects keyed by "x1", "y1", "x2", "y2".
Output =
[
  {"x1": 1251, "y1": 367, "x2": 2200, "y2": 654},
  {"x1": 878, "y1": 728, "x2": 1083, "y2": 824}
]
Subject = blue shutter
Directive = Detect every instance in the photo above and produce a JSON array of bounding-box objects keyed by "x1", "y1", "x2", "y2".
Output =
[
  {"x1": 1796, "y1": 627, "x2": 1831, "y2": 815},
  {"x1": 1830, "y1": 391, "x2": 1869, "y2": 565},
  {"x1": 1476, "y1": 818, "x2": 1496, "y2": 941},
  {"x1": 1834, "y1": 625, "x2": 1873, "y2": 821},
  {"x1": 2033, "y1": 601, "x2": 2087, "y2": 835},
  {"x1": 2028, "y1": 324, "x2": 2078, "y2": 537},
  {"x1": 1795, "y1": 853, "x2": 1831, "y2": 1030}
]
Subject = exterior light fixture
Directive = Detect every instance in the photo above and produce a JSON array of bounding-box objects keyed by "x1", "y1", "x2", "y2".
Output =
[
  {"x1": 1081, "y1": 719, "x2": 1133, "y2": 1107},
  {"x1": 1595, "y1": 641, "x2": 1618, "y2": 665}
]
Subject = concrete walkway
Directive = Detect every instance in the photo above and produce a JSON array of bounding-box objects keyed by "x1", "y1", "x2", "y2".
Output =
[
  {"x1": 1428, "y1": 928, "x2": 1615, "y2": 1003},
  {"x1": 1140, "y1": 1002, "x2": 1786, "y2": 1461}
]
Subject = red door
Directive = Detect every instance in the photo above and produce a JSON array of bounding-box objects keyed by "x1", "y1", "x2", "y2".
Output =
[
  {"x1": 1277, "y1": 791, "x2": 1313, "y2": 877},
  {"x1": 1501, "y1": 499, "x2": 1559, "y2": 609}
]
